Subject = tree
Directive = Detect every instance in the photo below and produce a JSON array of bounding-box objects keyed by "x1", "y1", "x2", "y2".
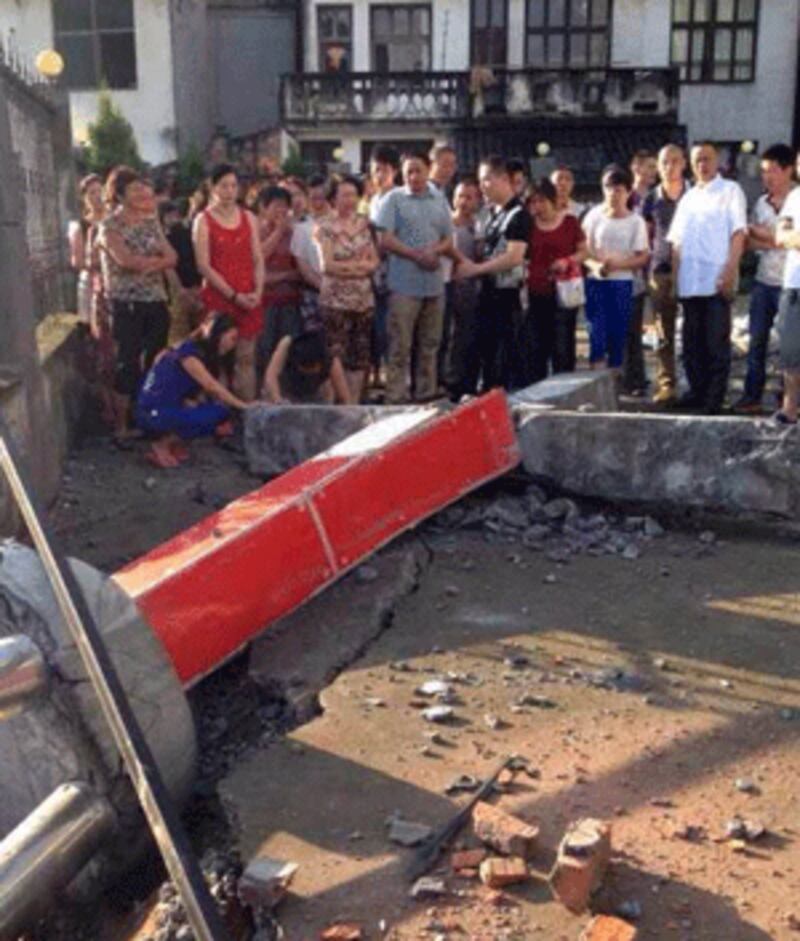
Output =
[{"x1": 84, "y1": 87, "x2": 142, "y2": 175}]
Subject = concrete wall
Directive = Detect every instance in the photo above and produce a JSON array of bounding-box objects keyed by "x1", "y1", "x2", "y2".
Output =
[
  {"x1": 169, "y1": 0, "x2": 211, "y2": 154},
  {"x1": 0, "y1": 0, "x2": 178, "y2": 165},
  {"x1": 612, "y1": 0, "x2": 799, "y2": 148}
]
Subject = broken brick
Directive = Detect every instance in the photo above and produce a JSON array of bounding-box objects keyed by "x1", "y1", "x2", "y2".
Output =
[
  {"x1": 479, "y1": 855, "x2": 529, "y2": 888},
  {"x1": 451, "y1": 848, "x2": 488, "y2": 871},
  {"x1": 320, "y1": 924, "x2": 362, "y2": 940},
  {"x1": 580, "y1": 915, "x2": 638, "y2": 941},
  {"x1": 237, "y1": 856, "x2": 298, "y2": 910},
  {"x1": 472, "y1": 801, "x2": 539, "y2": 859},
  {"x1": 549, "y1": 818, "x2": 612, "y2": 914}
]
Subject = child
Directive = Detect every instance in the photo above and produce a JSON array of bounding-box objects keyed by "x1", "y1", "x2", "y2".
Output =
[{"x1": 582, "y1": 165, "x2": 650, "y2": 376}]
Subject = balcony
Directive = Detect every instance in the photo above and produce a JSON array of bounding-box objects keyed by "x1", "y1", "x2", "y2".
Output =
[{"x1": 281, "y1": 67, "x2": 679, "y2": 128}]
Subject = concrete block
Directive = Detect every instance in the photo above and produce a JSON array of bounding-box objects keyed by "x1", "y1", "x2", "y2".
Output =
[
  {"x1": 517, "y1": 410, "x2": 800, "y2": 518},
  {"x1": 244, "y1": 403, "x2": 441, "y2": 476},
  {"x1": 509, "y1": 370, "x2": 618, "y2": 413},
  {"x1": 549, "y1": 818, "x2": 612, "y2": 914},
  {"x1": 451, "y1": 848, "x2": 488, "y2": 871},
  {"x1": 472, "y1": 801, "x2": 539, "y2": 859},
  {"x1": 238, "y1": 856, "x2": 298, "y2": 910},
  {"x1": 580, "y1": 915, "x2": 638, "y2": 941},
  {"x1": 479, "y1": 855, "x2": 529, "y2": 887}
]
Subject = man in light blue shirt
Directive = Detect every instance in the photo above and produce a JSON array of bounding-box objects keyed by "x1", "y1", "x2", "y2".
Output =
[{"x1": 374, "y1": 152, "x2": 453, "y2": 403}]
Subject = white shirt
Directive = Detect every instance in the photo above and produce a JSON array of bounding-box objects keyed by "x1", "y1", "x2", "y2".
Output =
[
  {"x1": 667, "y1": 174, "x2": 747, "y2": 298},
  {"x1": 582, "y1": 206, "x2": 649, "y2": 281},
  {"x1": 751, "y1": 190, "x2": 793, "y2": 287},
  {"x1": 290, "y1": 217, "x2": 322, "y2": 276},
  {"x1": 781, "y1": 187, "x2": 800, "y2": 290}
]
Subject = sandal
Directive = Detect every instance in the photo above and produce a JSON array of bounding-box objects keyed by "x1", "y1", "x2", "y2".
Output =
[{"x1": 772, "y1": 411, "x2": 798, "y2": 426}]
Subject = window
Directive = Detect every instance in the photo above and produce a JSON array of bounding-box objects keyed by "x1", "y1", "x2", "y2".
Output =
[
  {"x1": 318, "y1": 5, "x2": 352, "y2": 73},
  {"x1": 671, "y1": 0, "x2": 758, "y2": 83},
  {"x1": 371, "y1": 5, "x2": 432, "y2": 72},
  {"x1": 472, "y1": 0, "x2": 508, "y2": 67},
  {"x1": 525, "y1": 0, "x2": 612, "y2": 67},
  {"x1": 52, "y1": 0, "x2": 136, "y2": 90}
]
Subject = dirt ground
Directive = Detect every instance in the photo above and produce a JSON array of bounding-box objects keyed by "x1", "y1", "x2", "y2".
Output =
[{"x1": 39, "y1": 421, "x2": 800, "y2": 941}]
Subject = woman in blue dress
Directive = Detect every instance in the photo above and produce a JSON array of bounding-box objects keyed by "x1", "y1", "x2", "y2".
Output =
[{"x1": 136, "y1": 313, "x2": 249, "y2": 467}]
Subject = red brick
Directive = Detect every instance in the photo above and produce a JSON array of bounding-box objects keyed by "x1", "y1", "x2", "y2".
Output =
[
  {"x1": 478, "y1": 855, "x2": 529, "y2": 888},
  {"x1": 472, "y1": 801, "x2": 539, "y2": 859},
  {"x1": 580, "y1": 915, "x2": 638, "y2": 941},
  {"x1": 549, "y1": 818, "x2": 612, "y2": 914},
  {"x1": 451, "y1": 848, "x2": 488, "y2": 871}
]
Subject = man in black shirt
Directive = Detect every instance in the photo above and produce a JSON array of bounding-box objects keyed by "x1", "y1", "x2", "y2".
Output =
[{"x1": 454, "y1": 155, "x2": 531, "y2": 393}]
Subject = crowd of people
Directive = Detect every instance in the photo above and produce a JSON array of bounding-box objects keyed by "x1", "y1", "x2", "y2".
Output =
[{"x1": 67, "y1": 137, "x2": 800, "y2": 469}]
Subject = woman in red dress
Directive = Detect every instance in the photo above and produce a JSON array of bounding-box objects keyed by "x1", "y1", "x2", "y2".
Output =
[{"x1": 193, "y1": 163, "x2": 264, "y2": 400}]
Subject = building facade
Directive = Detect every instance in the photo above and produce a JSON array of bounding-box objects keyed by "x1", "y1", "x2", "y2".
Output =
[
  {"x1": 0, "y1": 0, "x2": 298, "y2": 166},
  {"x1": 284, "y1": 0, "x2": 800, "y2": 177}
]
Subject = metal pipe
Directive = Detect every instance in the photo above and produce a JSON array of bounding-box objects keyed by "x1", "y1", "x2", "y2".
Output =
[
  {"x1": 0, "y1": 634, "x2": 46, "y2": 719},
  {"x1": 0, "y1": 782, "x2": 115, "y2": 939}
]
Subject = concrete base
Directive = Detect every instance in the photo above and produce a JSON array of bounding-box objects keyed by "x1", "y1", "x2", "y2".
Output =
[
  {"x1": 245, "y1": 371, "x2": 617, "y2": 478},
  {"x1": 518, "y1": 409, "x2": 800, "y2": 518},
  {"x1": 509, "y1": 369, "x2": 618, "y2": 413},
  {"x1": 244, "y1": 404, "x2": 441, "y2": 477}
]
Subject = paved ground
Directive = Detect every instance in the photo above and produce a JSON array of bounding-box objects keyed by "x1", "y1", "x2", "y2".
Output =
[{"x1": 216, "y1": 519, "x2": 800, "y2": 941}]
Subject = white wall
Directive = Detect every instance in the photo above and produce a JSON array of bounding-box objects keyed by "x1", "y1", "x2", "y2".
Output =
[
  {"x1": 611, "y1": 0, "x2": 799, "y2": 148},
  {"x1": 0, "y1": 0, "x2": 177, "y2": 165},
  {"x1": 305, "y1": 0, "x2": 471, "y2": 71}
]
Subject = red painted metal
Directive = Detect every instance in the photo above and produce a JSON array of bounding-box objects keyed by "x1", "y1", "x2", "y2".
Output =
[{"x1": 114, "y1": 391, "x2": 519, "y2": 686}]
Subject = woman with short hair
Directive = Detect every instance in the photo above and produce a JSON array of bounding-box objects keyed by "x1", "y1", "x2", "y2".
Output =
[
  {"x1": 97, "y1": 165, "x2": 177, "y2": 443},
  {"x1": 193, "y1": 163, "x2": 265, "y2": 401},
  {"x1": 313, "y1": 176, "x2": 379, "y2": 401}
]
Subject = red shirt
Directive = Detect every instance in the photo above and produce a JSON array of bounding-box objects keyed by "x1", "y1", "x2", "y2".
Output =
[
  {"x1": 528, "y1": 214, "x2": 583, "y2": 296},
  {"x1": 200, "y1": 208, "x2": 262, "y2": 338}
]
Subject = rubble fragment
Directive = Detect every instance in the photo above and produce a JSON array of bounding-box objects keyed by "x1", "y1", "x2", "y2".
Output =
[
  {"x1": 549, "y1": 818, "x2": 612, "y2": 913},
  {"x1": 472, "y1": 801, "x2": 539, "y2": 859},
  {"x1": 580, "y1": 915, "x2": 638, "y2": 940},
  {"x1": 422, "y1": 705, "x2": 454, "y2": 723},
  {"x1": 238, "y1": 856, "x2": 298, "y2": 910},
  {"x1": 410, "y1": 876, "x2": 448, "y2": 899},
  {"x1": 388, "y1": 817, "x2": 433, "y2": 847},
  {"x1": 320, "y1": 924, "x2": 362, "y2": 940},
  {"x1": 478, "y1": 855, "x2": 529, "y2": 888}
]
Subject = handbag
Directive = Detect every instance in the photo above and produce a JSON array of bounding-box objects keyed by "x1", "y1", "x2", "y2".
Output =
[{"x1": 554, "y1": 258, "x2": 586, "y2": 309}]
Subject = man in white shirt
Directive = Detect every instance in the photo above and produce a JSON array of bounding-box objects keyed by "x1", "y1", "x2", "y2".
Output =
[
  {"x1": 734, "y1": 143, "x2": 796, "y2": 413},
  {"x1": 668, "y1": 142, "x2": 748, "y2": 414},
  {"x1": 775, "y1": 149, "x2": 800, "y2": 423}
]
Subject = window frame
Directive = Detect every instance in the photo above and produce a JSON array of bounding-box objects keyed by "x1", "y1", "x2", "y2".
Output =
[
  {"x1": 370, "y1": 4, "x2": 433, "y2": 73},
  {"x1": 317, "y1": 4, "x2": 353, "y2": 73},
  {"x1": 670, "y1": 0, "x2": 760, "y2": 85},
  {"x1": 524, "y1": 0, "x2": 613, "y2": 69},
  {"x1": 470, "y1": 0, "x2": 509, "y2": 67},
  {"x1": 51, "y1": 0, "x2": 137, "y2": 91}
]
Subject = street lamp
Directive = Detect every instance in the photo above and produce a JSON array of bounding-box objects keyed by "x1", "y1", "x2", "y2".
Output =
[
  {"x1": 536, "y1": 141, "x2": 550, "y2": 157},
  {"x1": 740, "y1": 139, "x2": 755, "y2": 154},
  {"x1": 34, "y1": 49, "x2": 64, "y2": 81}
]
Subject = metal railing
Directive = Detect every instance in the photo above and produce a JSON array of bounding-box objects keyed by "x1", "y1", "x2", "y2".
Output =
[{"x1": 281, "y1": 66, "x2": 679, "y2": 126}]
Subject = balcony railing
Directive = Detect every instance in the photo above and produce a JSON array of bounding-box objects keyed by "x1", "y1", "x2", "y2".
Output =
[{"x1": 281, "y1": 67, "x2": 679, "y2": 127}]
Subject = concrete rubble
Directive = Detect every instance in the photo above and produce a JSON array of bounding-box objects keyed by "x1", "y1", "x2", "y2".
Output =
[{"x1": 549, "y1": 818, "x2": 613, "y2": 914}]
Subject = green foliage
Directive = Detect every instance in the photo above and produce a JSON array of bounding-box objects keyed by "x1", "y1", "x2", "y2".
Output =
[
  {"x1": 176, "y1": 141, "x2": 206, "y2": 195},
  {"x1": 84, "y1": 87, "x2": 142, "y2": 175},
  {"x1": 281, "y1": 145, "x2": 307, "y2": 179}
]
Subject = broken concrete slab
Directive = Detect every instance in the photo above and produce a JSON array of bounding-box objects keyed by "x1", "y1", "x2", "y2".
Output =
[
  {"x1": 517, "y1": 410, "x2": 800, "y2": 518},
  {"x1": 238, "y1": 856, "x2": 298, "y2": 910},
  {"x1": 244, "y1": 404, "x2": 440, "y2": 476},
  {"x1": 509, "y1": 369, "x2": 618, "y2": 412}
]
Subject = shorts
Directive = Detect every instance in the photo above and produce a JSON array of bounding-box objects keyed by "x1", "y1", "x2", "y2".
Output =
[{"x1": 322, "y1": 306, "x2": 373, "y2": 372}]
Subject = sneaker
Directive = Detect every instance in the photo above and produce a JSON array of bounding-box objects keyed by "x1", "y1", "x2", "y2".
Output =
[
  {"x1": 732, "y1": 396, "x2": 762, "y2": 415},
  {"x1": 772, "y1": 410, "x2": 798, "y2": 426}
]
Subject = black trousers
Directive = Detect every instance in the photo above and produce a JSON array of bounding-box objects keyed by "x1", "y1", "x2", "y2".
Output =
[
  {"x1": 525, "y1": 292, "x2": 578, "y2": 384},
  {"x1": 622, "y1": 292, "x2": 647, "y2": 392},
  {"x1": 680, "y1": 294, "x2": 732, "y2": 411},
  {"x1": 111, "y1": 299, "x2": 170, "y2": 396}
]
